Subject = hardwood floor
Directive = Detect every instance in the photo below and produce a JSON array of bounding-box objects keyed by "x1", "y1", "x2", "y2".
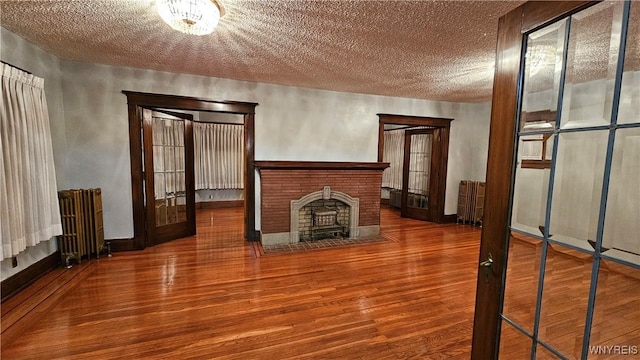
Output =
[
  {"x1": 4, "y1": 207, "x2": 638, "y2": 359},
  {"x1": 1, "y1": 207, "x2": 482, "y2": 359}
]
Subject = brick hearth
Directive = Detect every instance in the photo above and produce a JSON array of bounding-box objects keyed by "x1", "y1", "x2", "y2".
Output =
[{"x1": 255, "y1": 161, "x2": 389, "y2": 245}]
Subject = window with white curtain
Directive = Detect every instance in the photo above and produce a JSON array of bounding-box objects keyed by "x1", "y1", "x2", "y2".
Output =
[
  {"x1": 194, "y1": 122, "x2": 243, "y2": 190},
  {"x1": 382, "y1": 129, "x2": 405, "y2": 190},
  {"x1": 1, "y1": 63, "x2": 62, "y2": 260}
]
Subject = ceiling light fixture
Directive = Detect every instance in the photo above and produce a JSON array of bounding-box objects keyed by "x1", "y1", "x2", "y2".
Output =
[{"x1": 157, "y1": 0, "x2": 223, "y2": 36}]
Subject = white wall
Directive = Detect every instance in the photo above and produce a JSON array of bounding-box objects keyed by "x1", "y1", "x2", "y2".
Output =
[
  {"x1": 0, "y1": 28, "x2": 66, "y2": 280},
  {"x1": 458, "y1": 102, "x2": 491, "y2": 181}
]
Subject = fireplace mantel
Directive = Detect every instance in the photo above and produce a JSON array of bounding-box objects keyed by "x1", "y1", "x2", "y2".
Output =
[
  {"x1": 255, "y1": 161, "x2": 389, "y2": 171},
  {"x1": 257, "y1": 161, "x2": 388, "y2": 246}
]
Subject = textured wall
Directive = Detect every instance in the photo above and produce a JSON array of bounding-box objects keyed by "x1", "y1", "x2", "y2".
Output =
[{"x1": 259, "y1": 169, "x2": 383, "y2": 234}]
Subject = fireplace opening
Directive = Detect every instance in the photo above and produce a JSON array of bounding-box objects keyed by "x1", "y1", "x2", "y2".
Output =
[{"x1": 299, "y1": 200, "x2": 350, "y2": 241}]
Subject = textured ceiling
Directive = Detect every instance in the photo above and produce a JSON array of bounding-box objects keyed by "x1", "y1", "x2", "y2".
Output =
[{"x1": 3, "y1": 0, "x2": 529, "y2": 102}]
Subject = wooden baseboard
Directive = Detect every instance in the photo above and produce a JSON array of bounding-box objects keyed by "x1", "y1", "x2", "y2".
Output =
[
  {"x1": 107, "y1": 238, "x2": 137, "y2": 252},
  {"x1": 442, "y1": 214, "x2": 458, "y2": 223},
  {"x1": 380, "y1": 198, "x2": 390, "y2": 206},
  {"x1": 196, "y1": 200, "x2": 244, "y2": 209},
  {"x1": 1, "y1": 251, "x2": 60, "y2": 304}
]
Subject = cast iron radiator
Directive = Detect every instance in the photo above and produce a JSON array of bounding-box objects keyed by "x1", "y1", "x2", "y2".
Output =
[
  {"x1": 456, "y1": 181, "x2": 486, "y2": 226},
  {"x1": 58, "y1": 188, "x2": 109, "y2": 267}
]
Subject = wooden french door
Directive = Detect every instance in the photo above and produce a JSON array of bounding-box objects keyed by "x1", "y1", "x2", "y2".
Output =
[
  {"x1": 142, "y1": 108, "x2": 196, "y2": 246},
  {"x1": 401, "y1": 128, "x2": 438, "y2": 222},
  {"x1": 472, "y1": 1, "x2": 639, "y2": 359}
]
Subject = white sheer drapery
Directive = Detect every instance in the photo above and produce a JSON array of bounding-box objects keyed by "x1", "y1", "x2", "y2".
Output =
[
  {"x1": 382, "y1": 129, "x2": 405, "y2": 190},
  {"x1": 194, "y1": 123, "x2": 243, "y2": 190},
  {"x1": 1, "y1": 64, "x2": 62, "y2": 260}
]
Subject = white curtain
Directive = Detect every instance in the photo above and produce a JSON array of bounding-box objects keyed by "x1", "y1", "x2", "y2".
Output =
[
  {"x1": 1, "y1": 64, "x2": 62, "y2": 260},
  {"x1": 194, "y1": 123, "x2": 243, "y2": 190},
  {"x1": 382, "y1": 129, "x2": 405, "y2": 190}
]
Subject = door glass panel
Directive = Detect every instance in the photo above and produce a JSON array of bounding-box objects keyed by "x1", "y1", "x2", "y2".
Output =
[
  {"x1": 603, "y1": 128, "x2": 640, "y2": 265},
  {"x1": 407, "y1": 133, "x2": 431, "y2": 210},
  {"x1": 549, "y1": 130, "x2": 608, "y2": 251},
  {"x1": 502, "y1": 232, "x2": 542, "y2": 333},
  {"x1": 520, "y1": 18, "x2": 567, "y2": 133},
  {"x1": 588, "y1": 260, "x2": 640, "y2": 358},
  {"x1": 153, "y1": 116, "x2": 187, "y2": 226},
  {"x1": 511, "y1": 134, "x2": 554, "y2": 235},
  {"x1": 618, "y1": 2, "x2": 639, "y2": 125},
  {"x1": 498, "y1": 321, "x2": 532, "y2": 359},
  {"x1": 538, "y1": 243, "x2": 593, "y2": 359},
  {"x1": 560, "y1": 1, "x2": 625, "y2": 129}
]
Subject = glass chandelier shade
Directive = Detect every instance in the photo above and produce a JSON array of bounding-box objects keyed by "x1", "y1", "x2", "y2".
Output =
[{"x1": 157, "y1": 0, "x2": 222, "y2": 36}]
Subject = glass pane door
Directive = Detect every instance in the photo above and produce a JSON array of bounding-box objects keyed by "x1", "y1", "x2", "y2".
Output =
[
  {"x1": 143, "y1": 108, "x2": 196, "y2": 245},
  {"x1": 153, "y1": 115, "x2": 187, "y2": 226},
  {"x1": 401, "y1": 129, "x2": 434, "y2": 221},
  {"x1": 499, "y1": 1, "x2": 639, "y2": 358}
]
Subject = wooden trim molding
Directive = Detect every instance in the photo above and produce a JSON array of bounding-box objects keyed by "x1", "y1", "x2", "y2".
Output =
[
  {"x1": 244, "y1": 113, "x2": 257, "y2": 241},
  {"x1": 122, "y1": 91, "x2": 258, "y2": 114},
  {"x1": 377, "y1": 113, "x2": 453, "y2": 126},
  {"x1": 1, "y1": 251, "x2": 60, "y2": 304},
  {"x1": 255, "y1": 161, "x2": 389, "y2": 171}
]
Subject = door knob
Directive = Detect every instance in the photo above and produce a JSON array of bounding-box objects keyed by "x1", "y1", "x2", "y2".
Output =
[
  {"x1": 480, "y1": 253, "x2": 493, "y2": 267},
  {"x1": 480, "y1": 253, "x2": 493, "y2": 283}
]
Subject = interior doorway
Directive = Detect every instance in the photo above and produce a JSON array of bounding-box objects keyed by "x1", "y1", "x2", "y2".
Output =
[
  {"x1": 123, "y1": 91, "x2": 259, "y2": 250},
  {"x1": 377, "y1": 113, "x2": 452, "y2": 223}
]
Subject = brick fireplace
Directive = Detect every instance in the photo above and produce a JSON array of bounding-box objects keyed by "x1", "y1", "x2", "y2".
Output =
[{"x1": 255, "y1": 161, "x2": 389, "y2": 246}]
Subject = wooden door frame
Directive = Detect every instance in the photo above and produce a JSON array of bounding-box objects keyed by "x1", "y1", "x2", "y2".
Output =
[
  {"x1": 470, "y1": 1, "x2": 599, "y2": 358},
  {"x1": 123, "y1": 91, "x2": 259, "y2": 250},
  {"x1": 377, "y1": 114, "x2": 452, "y2": 223}
]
